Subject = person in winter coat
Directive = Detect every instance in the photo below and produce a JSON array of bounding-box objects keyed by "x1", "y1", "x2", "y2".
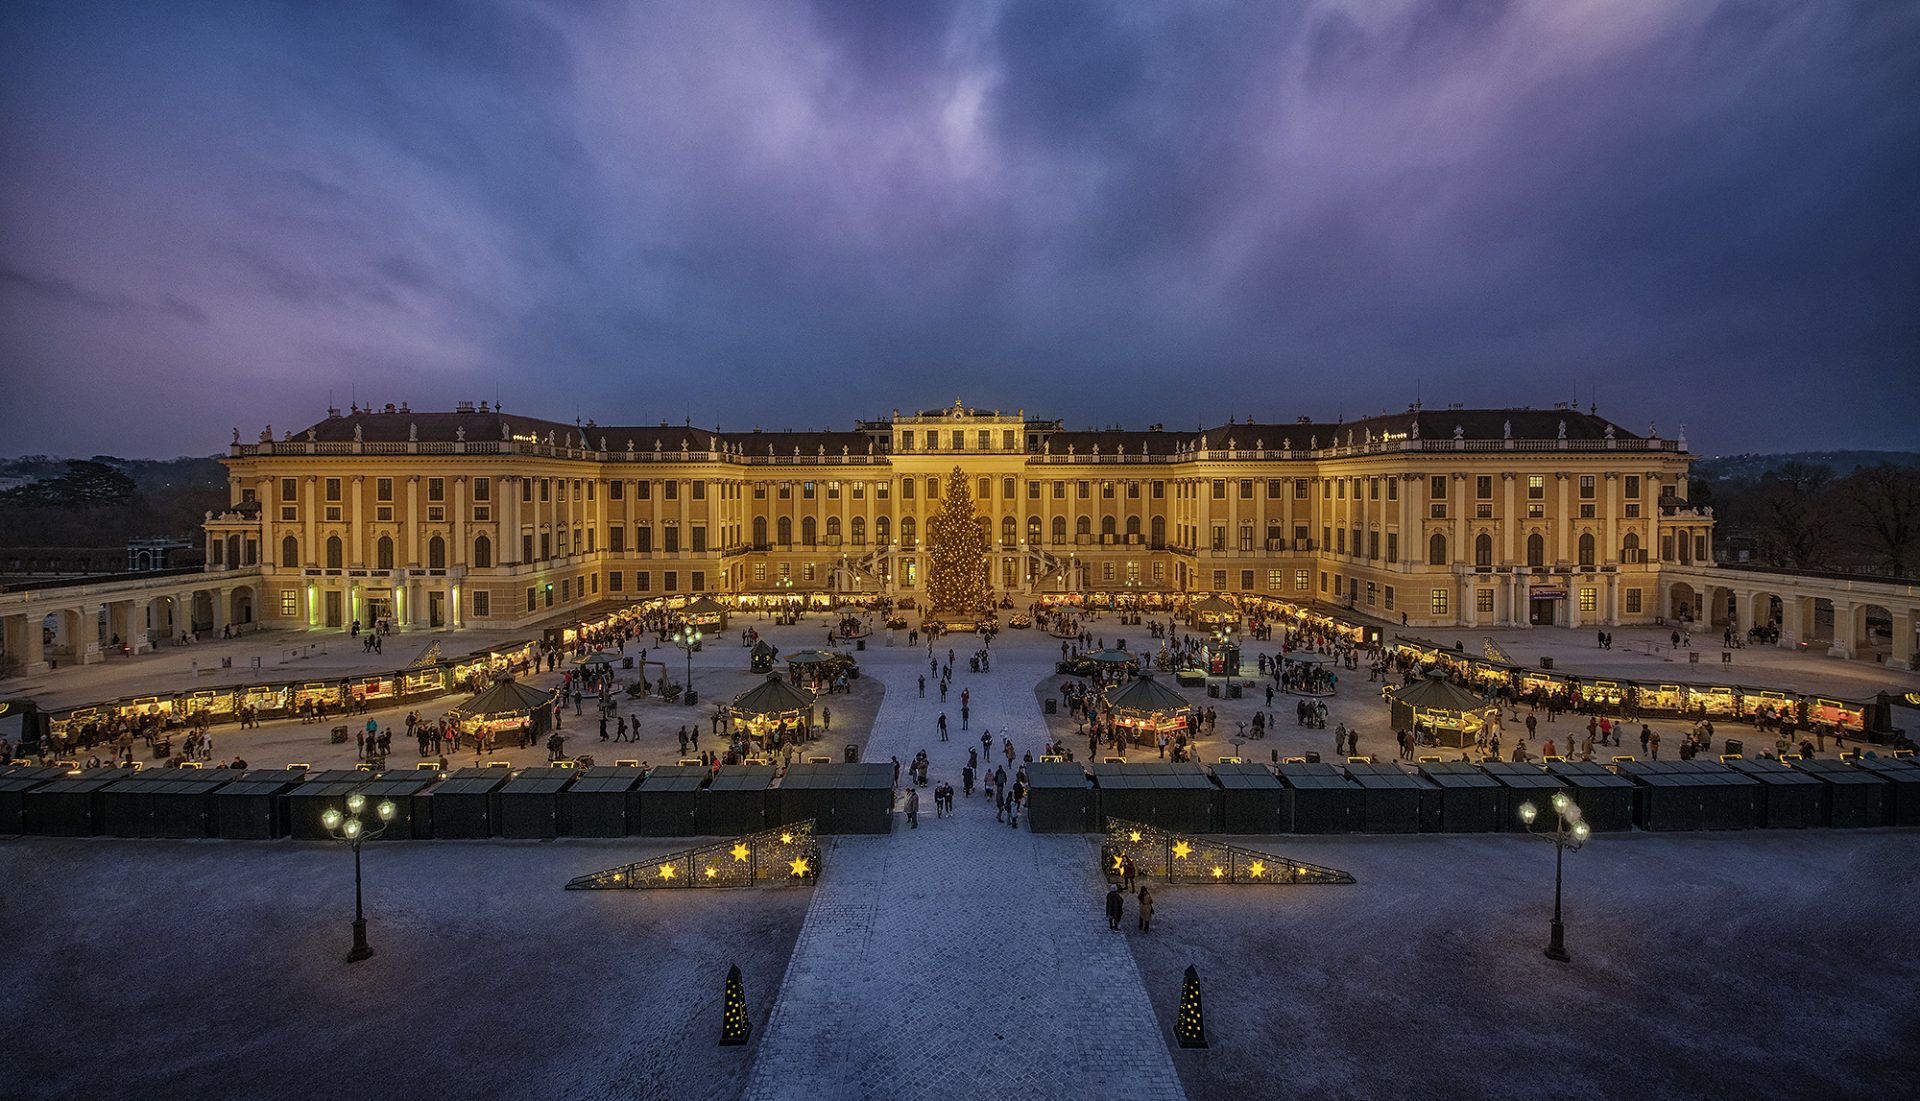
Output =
[
  {"x1": 1137, "y1": 886, "x2": 1155, "y2": 933},
  {"x1": 906, "y1": 787, "x2": 919, "y2": 828},
  {"x1": 1106, "y1": 883, "x2": 1125, "y2": 930}
]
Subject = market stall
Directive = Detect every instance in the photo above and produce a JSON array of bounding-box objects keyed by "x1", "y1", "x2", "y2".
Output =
[
  {"x1": 445, "y1": 678, "x2": 557, "y2": 744},
  {"x1": 785, "y1": 649, "x2": 857, "y2": 692},
  {"x1": 1103, "y1": 672, "x2": 1192, "y2": 746},
  {"x1": 1186, "y1": 594, "x2": 1240, "y2": 631},
  {"x1": 680, "y1": 595, "x2": 729, "y2": 631},
  {"x1": 1387, "y1": 674, "x2": 1495, "y2": 749},
  {"x1": 730, "y1": 675, "x2": 817, "y2": 747}
]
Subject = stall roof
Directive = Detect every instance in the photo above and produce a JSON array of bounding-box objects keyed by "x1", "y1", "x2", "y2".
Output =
[
  {"x1": 212, "y1": 770, "x2": 304, "y2": 796},
  {"x1": 0, "y1": 766, "x2": 72, "y2": 792},
  {"x1": 1087, "y1": 648, "x2": 1140, "y2": 666},
  {"x1": 447, "y1": 678, "x2": 554, "y2": 719},
  {"x1": 683, "y1": 596, "x2": 726, "y2": 616},
  {"x1": 1479, "y1": 761, "x2": 1565, "y2": 792},
  {"x1": 498, "y1": 769, "x2": 574, "y2": 795},
  {"x1": 1025, "y1": 762, "x2": 1093, "y2": 788},
  {"x1": 1725, "y1": 758, "x2": 1823, "y2": 787},
  {"x1": 1344, "y1": 761, "x2": 1433, "y2": 791},
  {"x1": 1189, "y1": 595, "x2": 1238, "y2": 616},
  {"x1": 1277, "y1": 762, "x2": 1361, "y2": 790},
  {"x1": 1091, "y1": 762, "x2": 1214, "y2": 789},
  {"x1": 1211, "y1": 762, "x2": 1281, "y2": 789},
  {"x1": 1417, "y1": 761, "x2": 1502, "y2": 789},
  {"x1": 431, "y1": 768, "x2": 512, "y2": 795},
  {"x1": 643, "y1": 764, "x2": 711, "y2": 792},
  {"x1": 731, "y1": 675, "x2": 816, "y2": 717},
  {"x1": 1851, "y1": 756, "x2": 1920, "y2": 779},
  {"x1": 706, "y1": 766, "x2": 777, "y2": 791},
  {"x1": 1389, "y1": 675, "x2": 1492, "y2": 714},
  {"x1": 778, "y1": 762, "x2": 892, "y2": 790},
  {"x1": 1105, "y1": 674, "x2": 1191, "y2": 715},
  {"x1": 32, "y1": 774, "x2": 124, "y2": 795},
  {"x1": 1617, "y1": 761, "x2": 1758, "y2": 789},
  {"x1": 290, "y1": 773, "x2": 374, "y2": 798},
  {"x1": 570, "y1": 766, "x2": 645, "y2": 793},
  {"x1": 1788, "y1": 759, "x2": 1888, "y2": 786},
  {"x1": 1544, "y1": 761, "x2": 1637, "y2": 788}
]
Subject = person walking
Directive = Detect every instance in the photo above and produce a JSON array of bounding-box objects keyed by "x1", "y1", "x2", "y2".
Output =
[
  {"x1": 938, "y1": 713, "x2": 949, "y2": 741},
  {"x1": 906, "y1": 786, "x2": 919, "y2": 828},
  {"x1": 1121, "y1": 855, "x2": 1136, "y2": 891},
  {"x1": 1137, "y1": 886, "x2": 1154, "y2": 934},
  {"x1": 1106, "y1": 883, "x2": 1125, "y2": 931}
]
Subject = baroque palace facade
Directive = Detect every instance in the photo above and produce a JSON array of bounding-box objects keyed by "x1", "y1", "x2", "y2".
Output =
[{"x1": 201, "y1": 399, "x2": 1712, "y2": 634}]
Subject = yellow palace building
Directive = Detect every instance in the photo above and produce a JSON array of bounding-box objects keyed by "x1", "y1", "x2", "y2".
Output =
[{"x1": 202, "y1": 398, "x2": 1710, "y2": 633}]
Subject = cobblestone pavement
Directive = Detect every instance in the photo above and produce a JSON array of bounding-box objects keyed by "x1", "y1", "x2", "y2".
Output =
[{"x1": 744, "y1": 637, "x2": 1186, "y2": 1101}]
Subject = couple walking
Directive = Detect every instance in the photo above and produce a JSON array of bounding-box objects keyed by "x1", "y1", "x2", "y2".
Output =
[{"x1": 1105, "y1": 882, "x2": 1154, "y2": 933}]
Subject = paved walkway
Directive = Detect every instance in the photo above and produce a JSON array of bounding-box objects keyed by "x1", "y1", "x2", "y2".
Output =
[{"x1": 744, "y1": 638, "x2": 1185, "y2": 1101}]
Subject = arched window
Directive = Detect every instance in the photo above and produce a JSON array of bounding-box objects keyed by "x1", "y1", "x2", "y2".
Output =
[
  {"x1": 1150, "y1": 516, "x2": 1166, "y2": 546},
  {"x1": 826, "y1": 516, "x2": 841, "y2": 542},
  {"x1": 325, "y1": 536, "x2": 343, "y2": 570},
  {"x1": 1428, "y1": 533, "x2": 1447, "y2": 566},
  {"x1": 1578, "y1": 532, "x2": 1595, "y2": 567},
  {"x1": 1527, "y1": 532, "x2": 1545, "y2": 568},
  {"x1": 1051, "y1": 516, "x2": 1066, "y2": 544},
  {"x1": 802, "y1": 517, "x2": 817, "y2": 545},
  {"x1": 1100, "y1": 516, "x2": 1116, "y2": 540},
  {"x1": 1027, "y1": 516, "x2": 1042, "y2": 543},
  {"x1": 1125, "y1": 516, "x2": 1141, "y2": 540},
  {"x1": 281, "y1": 535, "x2": 299, "y2": 568},
  {"x1": 752, "y1": 517, "x2": 767, "y2": 546},
  {"x1": 472, "y1": 535, "x2": 492, "y2": 569},
  {"x1": 376, "y1": 536, "x2": 394, "y2": 571},
  {"x1": 901, "y1": 516, "x2": 917, "y2": 546},
  {"x1": 1622, "y1": 532, "x2": 1641, "y2": 563},
  {"x1": 875, "y1": 515, "x2": 891, "y2": 544},
  {"x1": 1076, "y1": 516, "x2": 1091, "y2": 537},
  {"x1": 777, "y1": 517, "x2": 792, "y2": 546},
  {"x1": 1001, "y1": 516, "x2": 1016, "y2": 546},
  {"x1": 1475, "y1": 533, "x2": 1493, "y2": 568},
  {"x1": 850, "y1": 516, "x2": 866, "y2": 545},
  {"x1": 427, "y1": 535, "x2": 445, "y2": 570}
]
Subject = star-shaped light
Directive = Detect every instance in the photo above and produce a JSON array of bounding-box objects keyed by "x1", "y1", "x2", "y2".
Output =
[
  {"x1": 1211, "y1": 866, "x2": 1226, "y2": 879},
  {"x1": 1111, "y1": 854, "x2": 1125, "y2": 873},
  {"x1": 1172, "y1": 840, "x2": 1192, "y2": 860},
  {"x1": 789, "y1": 856, "x2": 811, "y2": 877},
  {"x1": 1128, "y1": 830, "x2": 1143, "y2": 843},
  {"x1": 658, "y1": 863, "x2": 676, "y2": 880},
  {"x1": 780, "y1": 832, "x2": 794, "y2": 844},
  {"x1": 731, "y1": 842, "x2": 751, "y2": 862},
  {"x1": 1248, "y1": 861, "x2": 1266, "y2": 878},
  {"x1": 705, "y1": 866, "x2": 718, "y2": 879}
]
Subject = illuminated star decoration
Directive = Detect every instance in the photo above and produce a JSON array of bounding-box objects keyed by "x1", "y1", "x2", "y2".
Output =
[
  {"x1": 789, "y1": 857, "x2": 811, "y2": 878},
  {"x1": 658, "y1": 863, "x2": 676, "y2": 880},
  {"x1": 1210, "y1": 866, "x2": 1225, "y2": 879},
  {"x1": 731, "y1": 842, "x2": 751, "y2": 862},
  {"x1": 705, "y1": 866, "x2": 718, "y2": 879},
  {"x1": 1128, "y1": 830, "x2": 1143, "y2": 843},
  {"x1": 1172, "y1": 840, "x2": 1192, "y2": 860},
  {"x1": 780, "y1": 833, "x2": 793, "y2": 845},
  {"x1": 1111, "y1": 854, "x2": 1125, "y2": 873},
  {"x1": 1248, "y1": 861, "x2": 1266, "y2": 878}
]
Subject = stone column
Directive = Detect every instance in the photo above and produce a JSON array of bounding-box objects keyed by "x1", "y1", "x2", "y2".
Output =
[
  {"x1": 1890, "y1": 610, "x2": 1915, "y2": 670},
  {"x1": 1828, "y1": 602, "x2": 1855, "y2": 658},
  {"x1": 303, "y1": 476, "x2": 318, "y2": 569},
  {"x1": 209, "y1": 589, "x2": 229, "y2": 636},
  {"x1": 453, "y1": 476, "x2": 468, "y2": 566},
  {"x1": 1604, "y1": 473, "x2": 1618, "y2": 565},
  {"x1": 350, "y1": 476, "x2": 365, "y2": 566},
  {"x1": 407, "y1": 476, "x2": 421, "y2": 567},
  {"x1": 1779, "y1": 597, "x2": 1805, "y2": 649},
  {"x1": 1502, "y1": 473, "x2": 1516, "y2": 564},
  {"x1": 1555, "y1": 473, "x2": 1569, "y2": 564}
]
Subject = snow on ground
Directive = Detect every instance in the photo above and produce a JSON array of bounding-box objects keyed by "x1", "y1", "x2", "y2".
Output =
[
  {"x1": 0, "y1": 838, "x2": 810, "y2": 1101},
  {"x1": 1123, "y1": 830, "x2": 1920, "y2": 1101}
]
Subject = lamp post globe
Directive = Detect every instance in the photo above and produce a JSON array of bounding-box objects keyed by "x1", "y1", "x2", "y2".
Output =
[
  {"x1": 323, "y1": 794, "x2": 394, "y2": 963},
  {"x1": 1518, "y1": 800, "x2": 1538, "y2": 825},
  {"x1": 1521, "y1": 793, "x2": 1589, "y2": 963}
]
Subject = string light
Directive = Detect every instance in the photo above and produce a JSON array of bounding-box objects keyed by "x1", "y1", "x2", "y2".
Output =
[
  {"x1": 926, "y1": 465, "x2": 987, "y2": 616},
  {"x1": 719, "y1": 963, "x2": 752, "y2": 1046},
  {"x1": 1102, "y1": 818, "x2": 1355, "y2": 886}
]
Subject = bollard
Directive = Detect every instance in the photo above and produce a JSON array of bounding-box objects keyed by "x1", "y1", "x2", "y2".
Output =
[
  {"x1": 719, "y1": 963, "x2": 751, "y2": 1046},
  {"x1": 1176, "y1": 964, "x2": 1207, "y2": 1048}
]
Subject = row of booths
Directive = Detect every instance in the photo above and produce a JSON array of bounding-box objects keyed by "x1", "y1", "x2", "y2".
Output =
[
  {"x1": 1389, "y1": 637, "x2": 1897, "y2": 740},
  {"x1": 1023, "y1": 754, "x2": 1920, "y2": 835},
  {"x1": 0, "y1": 760, "x2": 896, "y2": 840}
]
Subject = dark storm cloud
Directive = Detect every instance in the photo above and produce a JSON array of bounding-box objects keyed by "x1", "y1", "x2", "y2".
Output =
[{"x1": 0, "y1": 0, "x2": 1914, "y2": 456}]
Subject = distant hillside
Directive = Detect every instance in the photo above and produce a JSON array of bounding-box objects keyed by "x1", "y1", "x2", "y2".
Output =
[{"x1": 1695, "y1": 451, "x2": 1920, "y2": 481}]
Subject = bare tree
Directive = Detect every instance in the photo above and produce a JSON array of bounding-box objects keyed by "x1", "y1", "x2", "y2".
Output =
[
  {"x1": 1839, "y1": 463, "x2": 1920, "y2": 577},
  {"x1": 1750, "y1": 463, "x2": 1837, "y2": 569}
]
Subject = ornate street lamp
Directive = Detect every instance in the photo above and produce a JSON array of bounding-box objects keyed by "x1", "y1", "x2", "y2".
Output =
[
  {"x1": 321, "y1": 791, "x2": 397, "y2": 962},
  {"x1": 672, "y1": 623, "x2": 703, "y2": 705},
  {"x1": 1517, "y1": 792, "x2": 1592, "y2": 962}
]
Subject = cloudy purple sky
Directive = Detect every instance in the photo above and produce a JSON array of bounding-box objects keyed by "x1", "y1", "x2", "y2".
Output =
[{"x1": 3, "y1": 0, "x2": 1916, "y2": 459}]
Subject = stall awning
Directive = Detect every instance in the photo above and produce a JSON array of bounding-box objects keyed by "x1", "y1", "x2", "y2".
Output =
[
  {"x1": 1387, "y1": 675, "x2": 1490, "y2": 714},
  {"x1": 1105, "y1": 672, "x2": 1192, "y2": 716},
  {"x1": 447, "y1": 678, "x2": 556, "y2": 720},
  {"x1": 731, "y1": 675, "x2": 816, "y2": 718}
]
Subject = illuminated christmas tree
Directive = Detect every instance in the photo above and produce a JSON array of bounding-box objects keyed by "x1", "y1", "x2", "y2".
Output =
[
  {"x1": 719, "y1": 962, "x2": 752, "y2": 1046},
  {"x1": 926, "y1": 465, "x2": 986, "y2": 615},
  {"x1": 1176, "y1": 964, "x2": 1207, "y2": 1048}
]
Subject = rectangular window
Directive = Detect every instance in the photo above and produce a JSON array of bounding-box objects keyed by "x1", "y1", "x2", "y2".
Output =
[
  {"x1": 1477, "y1": 588, "x2": 1494, "y2": 614},
  {"x1": 1239, "y1": 479, "x2": 1253, "y2": 499},
  {"x1": 1430, "y1": 475, "x2": 1446, "y2": 499},
  {"x1": 471, "y1": 590, "x2": 490, "y2": 617},
  {"x1": 692, "y1": 480, "x2": 706, "y2": 500},
  {"x1": 951, "y1": 431, "x2": 964, "y2": 450},
  {"x1": 692, "y1": 571, "x2": 705, "y2": 591},
  {"x1": 828, "y1": 481, "x2": 841, "y2": 500},
  {"x1": 753, "y1": 563, "x2": 766, "y2": 582},
  {"x1": 1336, "y1": 479, "x2": 1345, "y2": 500},
  {"x1": 927, "y1": 477, "x2": 939, "y2": 498},
  {"x1": 1386, "y1": 478, "x2": 1398, "y2": 501},
  {"x1": 1477, "y1": 476, "x2": 1493, "y2": 500},
  {"x1": 522, "y1": 534, "x2": 534, "y2": 562},
  {"x1": 663, "y1": 571, "x2": 678, "y2": 592},
  {"x1": 1528, "y1": 503, "x2": 1545, "y2": 519},
  {"x1": 1625, "y1": 503, "x2": 1641, "y2": 518},
  {"x1": 1384, "y1": 586, "x2": 1395, "y2": 611},
  {"x1": 1579, "y1": 475, "x2": 1595, "y2": 499},
  {"x1": 1102, "y1": 481, "x2": 1114, "y2": 499},
  {"x1": 876, "y1": 482, "x2": 889, "y2": 500},
  {"x1": 1004, "y1": 430, "x2": 1017, "y2": 449},
  {"x1": 607, "y1": 572, "x2": 622, "y2": 593},
  {"x1": 540, "y1": 533, "x2": 551, "y2": 560},
  {"x1": 664, "y1": 527, "x2": 680, "y2": 553},
  {"x1": 1335, "y1": 529, "x2": 1345, "y2": 554},
  {"x1": 635, "y1": 480, "x2": 651, "y2": 500},
  {"x1": 1625, "y1": 475, "x2": 1641, "y2": 499},
  {"x1": 606, "y1": 480, "x2": 621, "y2": 501},
  {"x1": 1152, "y1": 562, "x2": 1165, "y2": 582},
  {"x1": 1528, "y1": 475, "x2": 1545, "y2": 500},
  {"x1": 1296, "y1": 569, "x2": 1310, "y2": 591},
  {"x1": 901, "y1": 431, "x2": 914, "y2": 451},
  {"x1": 540, "y1": 479, "x2": 550, "y2": 502},
  {"x1": 635, "y1": 571, "x2": 651, "y2": 592},
  {"x1": 1365, "y1": 581, "x2": 1377, "y2": 607},
  {"x1": 1268, "y1": 569, "x2": 1284, "y2": 589},
  {"x1": 1212, "y1": 480, "x2": 1227, "y2": 500},
  {"x1": 1102, "y1": 562, "x2": 1116, "y2": 582},
  {"x1": 691, "y1": 527, "x2": 707, "y2": 553},
  {"x1": 1295, "y1": 479, "x2": 1309, "y2": 499},
  {"x1": 664, "y1": 481, "x2": 678, "y2": 501},
  {"x1": 609, "y1": 527, "x2": 625, "y2": 553},
  {"x1": 803, "y1": 481, "x2": 816, "y2": 500},
  {"x1": 979, "y1": 430, "x2": 992, "y2": 450},
  {"x1": 1386, "y1": 533, "x2": 1398, "y2": 562},
  {"x1": 526, "y1": 587, "x2": 537, "y2": 612},
  {"x1": 1580, "y1": 504, "x2": 1596, "y2": 518},
  {"x1": 324, "y1": 478, "x2": 342, "y2": 502},
  {"x1": 1053, "y1": 481, "x2": 1066, "y2": 499},
  {"x1": 902, "y1": 479, "x2": 914, "y2": 500},
  {"x1": 1579, "y1": 588, "x2": 1597, "y2": 612},
  {"x1": 1076, "y1": 481, "x2": 1089, "y2": 500},
  {"x1": 280, "y1": 590, "x2": 298, "y2": 616},
  {"x1": 1212, "y1": 526, "x2": 1226, "y2": 552},
  {"x1": 1430, "y1": 588, "x2": 1449, "y2": 615},
  {"x1": 560, "y1": 578, "x2": 570, "y2": 602},
  {"x1": 1212, "y1": 569, "x2": 1227, "y2": 589},
  {"x1": 636, "y1": 527, "x2": 652, "y2": 553},
  {"x1": 1028, "y1": 482, "x2": 1041, "y2": 500},
  {"x1": 1626, "y1": 589, "x2": 1642, "y2": 613},
  {"x1": 1368, "y1": 532, "x2": 1380, "y2": 560}
]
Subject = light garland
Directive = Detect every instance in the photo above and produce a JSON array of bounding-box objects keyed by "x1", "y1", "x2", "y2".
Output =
[
  {"x1": 1101, "y1": 818, "x2": 1355, "y2": 886},
  {"x1": 566, "y1": 821, "x2": 821, "y2": 890},
  {"x1": 926, "y1": 465, "x2": 987, "y2": 615}
]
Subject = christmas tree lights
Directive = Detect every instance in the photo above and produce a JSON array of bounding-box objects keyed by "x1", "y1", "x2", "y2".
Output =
[{"x1": 926, "y1": 465, "x2": 987, "y2": 616}]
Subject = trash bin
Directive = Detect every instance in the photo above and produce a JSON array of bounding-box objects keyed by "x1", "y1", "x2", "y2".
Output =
[
  {"x1": 1208, "y1": 684, "x2": 1221, "y2": 698},
  {"x1": 1227, "y1": 683, "x2": 1242, "y2": 699},
  {"x1": 856, "y1": 639, "x2": 866, "y2": 651},
  {"x1": 844, "y1": 743, "x2": 859, "y2": 763},
  {"x1": 1305, "y1": 751, "x2": 1321, "y2": 764},
  {"x1": 623, "y1": 657, "x2": 634, "y2": 670},
  {"x1": 1725, "y1": 739, "x2": 1744, "y2": 757},
  {"x1": 1045, "y1": 699, "x2": 1057, "y2": 714},
  {"x1": 685, "y1": 689, "x2": 699, "y2": 707}
]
